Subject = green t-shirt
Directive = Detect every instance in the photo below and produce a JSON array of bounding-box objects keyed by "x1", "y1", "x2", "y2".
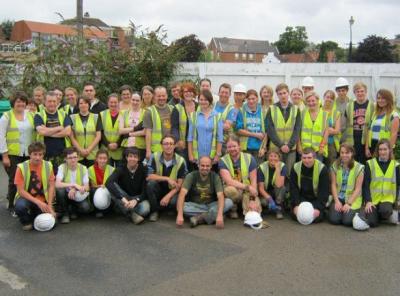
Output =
[
  {"x1": 182, "y1": 171, "x2": 223, "y2": 204},
  {"x1": 143, "y1": 105, "x2": 172, "y2": 137}
]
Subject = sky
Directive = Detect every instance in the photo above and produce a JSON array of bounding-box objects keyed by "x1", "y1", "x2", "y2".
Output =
[{"x1": 1, "y1": 0, "x2": 399, "y2": 47}]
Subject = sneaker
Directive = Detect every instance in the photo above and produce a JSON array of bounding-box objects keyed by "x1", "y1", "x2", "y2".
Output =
[
  {"x1": 148, "y1": 211, "x2": 159, "y2": 222},
  {"x1": 10, "y1": 210, "x2": 17, "y2": 218},
  {"x1": 60, "y1": 215, "x2": 70, "y2": 224},
  {"x1": 229, "y1": 209, "x2": 239, "y2": 219},
  {"x1": 131, "y1": 212, "x2": 144, "y2": 225},
  {"x1": 22, "y1": 224, "x2": 33, "y2": 231},
  {"x1": 190, "y1": 214, "x2": 206, "y2": 228},
  {"x1": 95, "y1": 212, "x2": 104, "y2": 219},
  {"x1": 276, "y1": 210, "x2": 284, "y2": 220}
]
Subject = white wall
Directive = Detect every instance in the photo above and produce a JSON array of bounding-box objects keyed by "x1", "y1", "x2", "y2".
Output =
[{"x1": 175, "y1": 62, "x2": 400, "y2": 104}]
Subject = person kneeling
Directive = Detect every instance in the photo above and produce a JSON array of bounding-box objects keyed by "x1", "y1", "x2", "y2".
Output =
[
  {"x1": 329, "y1": 143, "x2": 364, "y2": 226},
  {"x1": 55, "y1": 147, "x2": 91, "y2": 224},
  {"x1": 146, "y1": 135, "x2": 187, "y2": 222},
  {"x1": 176, "y1": 156, "x2": 233, "y2": 228},
  {"x1": 258, "y1": 148, "x2": 287, "y2": 219},
  {"x1": 105, "y1": 147, "x2": 150, "y2": 224},
  {"x1": 14, "y1": 142, "x2": 56, "y2": 231},
  {"x1": 290, "y1": 147, "x2": 329, "y2": 223}
]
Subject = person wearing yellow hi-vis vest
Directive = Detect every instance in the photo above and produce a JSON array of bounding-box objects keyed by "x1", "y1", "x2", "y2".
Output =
[
  {"x1": 119, "y1": 92, "x2": 147, "y2": 161},
  {"x1": 290, "y1": 147, "x2": 330, "y2": 223},
  {"x1": 14, "y1": 142, "x2": 56, "y2": 231},
  {"x1": 188, "y1": 90, "x2": 223, "y2": 167},
  {"x1": 334, "y1": 77, "x2": 351, "y2": 143},
  {"x1": 266, "y1": 83, "x2": 301, "y2": 176},
  {"x1": 224, "y1": 84, "x2": 247, "y2": 134},
  {"x1": 146, "y1": 135, "x2": 187, "y2": 222},
  {"x1": 363, "y1": 139, "x2": 400, "y2": 227},
  {"x1": 365, "y1": 89, "x2": 399, "y2": 159},
  {"x1": 171, "y1": 82, "x2": 198, "y2": 170},
  {"x1": 237, "y1": 89, "x2": 266, "y2": 165},
  {"x1": 298, "y1": 92, "x2": 329, "y2": 162},
  {"x1": 0, "y1": 91, "x2": 36, "y2": 213},
  {"x1": 344, "y1": 82, "x2": 374, "y2": 164},
  {"x1": 99, "y1": 94, "x2": 123, "y2": 167},
  {"x1": 257, "y1": 148, "x2": 287, "y2": 219},
  {"x1": 322, "y1": 90, "x2": 341, "y2": 167},
  {"x1": 214, "y1": 83, "x2": 234, "y2": 148},
  {"x1": 219, "y1": 134, "x2": 259, "y2": 219},
  {"x1": 88, "y1": 149, "x2": 115, "y2": 218},
  {"x1": 328, "y1": 143, "x2": 364, "y2": 226},
  {"x1": 55, "y1": 147, "x2": 91, "y2": 224},
  {"x1": 70, "y1": 96, "x2": 101, "y2": 168},
  {"x1": 143, "y1": 86, "x2": 174, "y2": 160},
  {"x1": 34, "y1": 91, "x2": 72, "y2": 174},
  {"x1": 63, "y1": 87, "x2": 78, "y2": 115},
  {"x1": 33, "y1": 86, "x2": 46, "y2": 112}
]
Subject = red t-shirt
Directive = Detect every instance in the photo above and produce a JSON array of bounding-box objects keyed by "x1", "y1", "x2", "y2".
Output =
[{"x1": 93, "y1": 163, "x2": 105, "y2": 185}]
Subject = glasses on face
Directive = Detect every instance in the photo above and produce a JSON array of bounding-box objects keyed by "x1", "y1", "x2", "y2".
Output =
[
  {"x1": 67, "y1": 156, "x2": 78, "y2": 160},
  {"x1": 162, "y1": 142, "x2": 175, "y2": 146}
]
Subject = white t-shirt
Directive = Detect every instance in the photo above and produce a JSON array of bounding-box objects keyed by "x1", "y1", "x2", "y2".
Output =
[{"x1": 56, "y1": 164, "x2": 89, "y2": 185}]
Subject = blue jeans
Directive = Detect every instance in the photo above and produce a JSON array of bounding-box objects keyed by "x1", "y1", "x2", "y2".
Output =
[
  {"x1": 111, "y1": 194, "x2": 150, "y2": 218},
  {"x1": 15, "y1": 198, "x2": 43, "y2": 225},
  {"x1": 183, "y1": 198, "x2": 233, "y2": 224}
]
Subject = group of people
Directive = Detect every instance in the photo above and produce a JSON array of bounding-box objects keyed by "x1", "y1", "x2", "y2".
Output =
[{"x1": 1, "y1": 76, "x2": 399, "y2": 231}]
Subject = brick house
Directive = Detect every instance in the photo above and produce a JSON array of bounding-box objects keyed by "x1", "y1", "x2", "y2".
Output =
[{"x1": 208, "y1": 37, "x2": 280, "y2": 63}]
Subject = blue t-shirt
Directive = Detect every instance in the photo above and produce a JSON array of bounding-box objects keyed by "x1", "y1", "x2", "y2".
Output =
[
  {"x1": 214, "y1": 102, "x2": 229, "y2": 115},
  {"x1": 236, "y1": 104, "x2": 263, "y2": 150}
]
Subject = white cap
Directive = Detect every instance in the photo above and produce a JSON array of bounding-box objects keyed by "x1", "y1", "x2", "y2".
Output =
[
  {"x1": 233, "y1": 83, "x2": 247, "y2": 93},
  {"x1": 302, "y1": 76, "x2": 315, "y2": 87},
  {"x1": 335, "y1": 77, "x2": 349, "y2": 88},
  {"x1": 244, "y1": 211, "x2": 263, "y2": 230}
]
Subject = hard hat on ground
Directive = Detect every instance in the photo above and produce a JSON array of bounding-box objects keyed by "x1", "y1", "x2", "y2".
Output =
[
  {"x1": 352, "y1": 213, "x2": 370, "y2": 231},
  {"x1": 34, "y1": 213, "x2": 56, "y2": 232},
  {"x1": 244, "y1": 211, "x2": 263, "y2": 230},
  {"x1": 296, "y1": 201, "x2": 314, "y2": 225}
]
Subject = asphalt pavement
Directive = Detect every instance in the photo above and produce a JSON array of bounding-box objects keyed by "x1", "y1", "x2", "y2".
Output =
[{"x1": 0, "y1": 166, "x2": 399, "y2": 296}]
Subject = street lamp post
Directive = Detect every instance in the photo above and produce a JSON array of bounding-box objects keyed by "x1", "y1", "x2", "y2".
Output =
[{"x1": 348, "y1": 16, "x2": 355, "y2": 62}]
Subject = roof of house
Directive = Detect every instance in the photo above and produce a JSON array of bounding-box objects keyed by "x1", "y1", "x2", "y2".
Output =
[
  {"x1": 61, "y1": 17, "x2": 110, "y2": 28},
  {"x1": 211, "y1": 37, "x2": 279, "y2": 55},
  {"x1": 17, "y1": 20, "x2": 107, "y2": 39}
]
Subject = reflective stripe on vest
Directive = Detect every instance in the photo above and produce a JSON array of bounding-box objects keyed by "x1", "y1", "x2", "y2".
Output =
[
  {"x1": 59, "y1": 163, "x2": 87, "y2": 186},
  {"x1": 259, "y1": 161, "x2": 285, "y2": 191},
  {"x1": 153, "y1": 152, "x2": 185, "y2": 189},
  {"x1": 328, "y1": 108, "x2": 341, "y2": 152},
  {"x1": 333, "y1": 161, "x2": 364, "y2": 210},
  {"x1": 175, "y1": 104, "x2": 188, "y2": 142},
  {"x1": 293, "y1": 160, "x2": 324, "y2": 196},
  {"x1": 301, "y1": 108, "x2": 328, "y2": 157},
  {"x1": 367, "y1": 111, "x2": 394, "y2": 147},
  {"x1": 344, "y1": 100, "x2": 374, "y2": 145},
  {"x1": 88, "y1": 164, "x2": 114, "y2": 186},
  {"x1": 149, "y1": 105, "x2": 173, "y2": 152},
  {"x1": 71, "y1": 113, "x2": 98, "y2": 160},
  {"x1": 5, "y1": 110, "x2": 34, "y2": 155},
  {"x1": 36, "y1": 109, "x2": 71, "y2": 147},
  {"x1": 239, "y1": 105, "x2": 266, "y2": 150},
  {"x1": 221, "y1": 152, "x2": 252, "y2": 185},
  {"x1": 121, "y1": 108, "x2": 146, "y2": 149},
  {"x1": 15, "y1": 160, "x2": 52, "y2": 203},
  {"x1": 368, "y1": 158, "x2": 397, "y2": 205},
  {"x1": 100, "y1": 109, "x2": 122, "y2": 160},
  {"x1": 270, "y1": 104, "x2": 297, "y2": 150},
  {"x1": 191, "y1": 111, "x2": 218, "y2": 159}
]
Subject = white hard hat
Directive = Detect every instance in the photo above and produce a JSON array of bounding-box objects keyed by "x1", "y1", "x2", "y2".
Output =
[
  {"x1": 388, "y1": 210, "x2": 399, "y2": 225},
  {"x1": 302, "y1": 76, "x2": 315, "y2": 87},
  {"x1": 352, "y1": 213, "x2": 370, "y2": 231},
  {"x1": 335, "y1": 77, "x2": 349, "y2": 88},
  {"x1": 296, "y1": 202, "x2": 314, "y2": 225},
  {"x1": 244, "y1": 211, "x2": 263, "y2": 230},
  {"x1": 34, "y1": 213, "x2": 56, "y2": 232},
  {"x1": 233, "y1": 83, "x2": 247, "y2": 93},
  {"x1": 93, "y1": 187, "x2": 111, "y2": 210},
  {"x1": 74, "y1": 191, "x2": 89, "y2": 202}
]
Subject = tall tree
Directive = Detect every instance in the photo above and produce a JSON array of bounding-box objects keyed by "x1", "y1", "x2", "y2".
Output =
[
  {"x1": 317, "y1": 41, "x2": 345, "y2": 62},
  {"x1": 353, "y1": 35, "x2": 395, "y2": 63},
  {"x1": 274, "y1": 26, "x2": 309, "y2": 54},
  {"x1": 170, "y1": 34, "x2": 206, "y2": 62},
  {"x1": 0, "y1": 20, "x2": 14, "y2": 40}
]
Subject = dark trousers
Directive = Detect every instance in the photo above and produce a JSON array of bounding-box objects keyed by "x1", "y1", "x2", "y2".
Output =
[
  {"x1": 146, "y1": 180, "x2": 177, "y2": 213},
  {"x1": 15, "y1": 198, "x2": 42, "y2": 225},
  {"x1": 79, "y1": 158, "x2": 94, "y2": 168},
  {"x1": 328, "y1": 202, "x2": 356, "y2": 226},
  {"x1": 354, "y1": 139, "x2": 366, "y2": 165},
  {"x1": 55, "y1": 188, "x2": 92, "y2": 216},
  {"x1": 365, "y1": 202, "x2": 393, "y2": 227},
  {"x1": 5, "y1": 155, "x2": 29, "y2": 209},
  {"x1": 45, "y1": 154, "x2": 64, "y2": 175}
]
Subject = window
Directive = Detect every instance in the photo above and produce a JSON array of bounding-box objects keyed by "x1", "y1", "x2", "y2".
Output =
[
  {"x1": 249, "y1": 53, "x2": 254, "y2": 60},
  {"x1": 234, "y1": 53, "x2": 239, "y2": 60},
  {"x1": 242, "y1": 53, "x2": 247, "y2": 60}
]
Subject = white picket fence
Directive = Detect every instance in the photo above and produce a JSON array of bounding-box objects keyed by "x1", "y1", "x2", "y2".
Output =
[{"x1": 175, "y1": 62, "x2": 400, "y2": 104}]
